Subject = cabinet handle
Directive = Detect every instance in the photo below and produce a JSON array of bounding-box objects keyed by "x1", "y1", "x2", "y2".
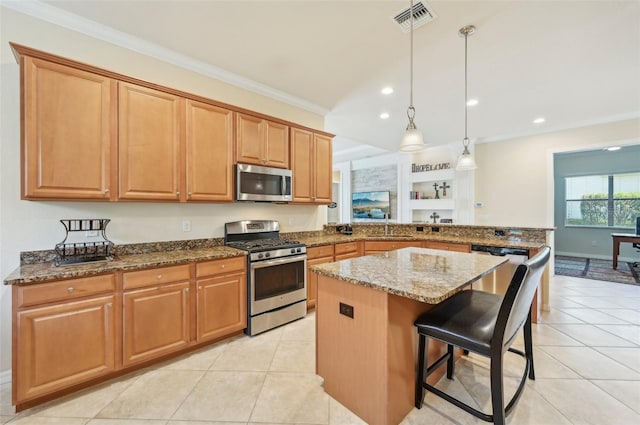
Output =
[
  {"x1": 184, "y1": 288, "x2": 189, "y2": 293},
  {"x1": 176, "y1": 191, "x2": 180, "y2": 197},
  {"x1": 188, "y1": 192, "x2": 192, "y2": 198},
  {"x1": 198, "y1": 286, "x2": 202, "y2": 290},
  {"x1": 67, "y1": 287, "x2": 74, "y2": 293},
  {"x1": 156, "y1": 274, "x2": 163, "y2": 280},
  {"x1": 103, "y1": 189, "x2": 110, "y2": 194},
  {"x1": 106, "y1": 302, "x2": 112, "y2": 308},
  {"x1": 220, "y1": 264, "x2": 225, "y2": 269}
]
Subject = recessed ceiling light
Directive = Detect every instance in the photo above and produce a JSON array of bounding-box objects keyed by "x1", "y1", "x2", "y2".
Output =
[
  {"x1": 533, "y1": 117, "x2": 545, "y2": 124},
  {"x1": 466, "y1": 98, "x2": 479, "y2": 106},
  {"x1": 379, "y1": 112, "x2": 390, "y2": 119},
  {"x1": 606, "y1": 146, "x2": 621, "y2": 151},
  {"x1": 381, "y1": 87, "x2": 394, "y2": 95}
]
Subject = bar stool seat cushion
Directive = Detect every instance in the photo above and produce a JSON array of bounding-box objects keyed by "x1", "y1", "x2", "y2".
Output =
[{"x1": 415, "y1": 290, "x2": 502, "y2": 356}]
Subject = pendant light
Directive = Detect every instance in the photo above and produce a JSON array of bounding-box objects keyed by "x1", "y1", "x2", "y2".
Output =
[
  {"x1": 455, "y1": 25, "x2": 477, "y2": 170},
  {"x1": 399, "y1": 0, "x2": 426, "y2": 152}
]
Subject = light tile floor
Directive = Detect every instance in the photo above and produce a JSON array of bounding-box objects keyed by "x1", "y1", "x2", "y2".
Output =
[{"x1": 1, "y1": 274, "x2": 639, "y2": 425}]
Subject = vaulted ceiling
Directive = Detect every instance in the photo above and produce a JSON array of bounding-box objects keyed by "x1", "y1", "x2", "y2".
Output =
[{"x1": 26, "y1": 1, "x2": 640, "y2": 161}]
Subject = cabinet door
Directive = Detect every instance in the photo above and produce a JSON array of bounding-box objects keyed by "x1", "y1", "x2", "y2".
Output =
[
  {"x1": 15, "y1": 295, "x2": 115, "y2": 402},
  {"x1": 307, "y1": 255, "x2": 334, "y2": 309},
  {"x1": 118, "y1": 82, "x2": 184, "y2": 201},
  {"x1": 22, "y1": 57, "x2": 116, "y2": 200},
  {"x1": 186, "y1": 100, "x2": 234, "y2": 201},
  {"x1": 264, "y1": 121, "x2": 289, "y2": 168},
  {"x1": 236, "y1": 113, "x2": 264, "y2": 165},
  {"x1": 291, "y1": 127, "x2": 314, "y2": 202},
  {"x1": 123, "y1": 282, "x2": 190, "y2": 366},
  {"x1": 313, "y1": 134, "x2": 333, "y2": 203},
  {"x1": 197, "y1": 272, "x2": 246, "y2": 342}
]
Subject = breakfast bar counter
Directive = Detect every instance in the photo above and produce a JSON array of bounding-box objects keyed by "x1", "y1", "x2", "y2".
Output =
[{"x1": 310, "y1": 247, "x2": 508, "y2": 425}]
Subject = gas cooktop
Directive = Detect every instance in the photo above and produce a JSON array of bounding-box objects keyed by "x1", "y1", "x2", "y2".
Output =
[{"x1": 226, "y1": 238, "x2": 304, "y2": 253}]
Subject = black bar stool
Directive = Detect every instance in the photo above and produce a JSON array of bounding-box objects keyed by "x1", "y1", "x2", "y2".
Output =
[{"x1": 414, "y1": 246, "x2": 551, "y2": 425}]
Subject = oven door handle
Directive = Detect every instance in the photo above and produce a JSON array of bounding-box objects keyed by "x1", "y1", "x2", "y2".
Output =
[{"x1": 251, "y1": 254, "x2": 307, "y2": 269}]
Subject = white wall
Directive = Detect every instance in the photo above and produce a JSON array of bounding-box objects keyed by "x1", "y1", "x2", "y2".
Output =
[
  {"x1": 474, "y1": 119, "x2": 640, "y2": 228},
  {"x1": 0, "y1": 7, "x2": 327, "y2": 378}
]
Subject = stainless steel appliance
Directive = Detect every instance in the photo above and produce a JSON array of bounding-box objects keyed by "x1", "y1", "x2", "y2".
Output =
[
  {"x1": 225, "y1": 220, "x2": 306, "y2": 335},
  {"x1": 235, "y1": 163, "x2": 292, "y2": 202}
]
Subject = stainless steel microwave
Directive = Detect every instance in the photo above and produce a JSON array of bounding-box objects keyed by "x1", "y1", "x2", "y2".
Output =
[{"x1": 236, "y1": 163, "x2": 292, "y2": 202}]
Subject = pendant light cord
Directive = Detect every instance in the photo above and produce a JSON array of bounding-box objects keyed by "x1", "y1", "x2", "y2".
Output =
[
  {"x1": 464, "y1": 29, "x2": 468, "y2": 145},
  {"x1": 408, "y1": 0, "x2": 415, "y2": 120}
]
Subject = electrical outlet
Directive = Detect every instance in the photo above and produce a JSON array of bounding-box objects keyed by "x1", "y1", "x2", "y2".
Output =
[
  {"x1": 288, "y1": 217, "x2": 295, "y2": 226},
  {"x1": 182, "y1": 220, "x2": 191, "y2": 232},
  {"x1": 431, "y1": 226, "x2": 440, "y2": 233},
  {"x1": 416, "y1": 226, "x2": 424, "y2": 232},
  {"x1": 85, "y1": 230, "x2": 99, "y2": 238},
  {"x1": 591, "y1": 240, "x2": 597, "y2": 247}
]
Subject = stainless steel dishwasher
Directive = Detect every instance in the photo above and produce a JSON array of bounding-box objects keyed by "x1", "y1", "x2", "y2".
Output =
[{"x1": 471, "y1": 244, "x2": 529, "y2": 295}]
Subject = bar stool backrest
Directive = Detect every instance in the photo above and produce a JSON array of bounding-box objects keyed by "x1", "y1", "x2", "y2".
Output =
[{"x1": 494, "y1": 246, "x2": 551, "y2": 350}]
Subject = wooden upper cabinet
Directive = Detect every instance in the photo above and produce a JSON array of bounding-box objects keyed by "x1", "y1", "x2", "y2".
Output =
[
  {"x1": 236, "y1": 113, "x2": 289, "y2": 168},
  {"x1": 118, "y1": 82, "x2": 184, "y2": 201},
  {"x1": 21, "y1": 57, "x2": 116, "y2": 200},
  {"x1": 186, "y1": 100, "x2": 234, "y2": 201},
  {"x1": 314, "y1": 133, "x2": 333, "y2": 203},
  {"x1": 291, "y1": 127, "x2": 333, "y2": 204}
]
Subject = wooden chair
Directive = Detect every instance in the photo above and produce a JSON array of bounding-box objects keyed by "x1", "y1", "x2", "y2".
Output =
[{"x1": 414, "y1": 246, "x2": 551, "y2": 425}]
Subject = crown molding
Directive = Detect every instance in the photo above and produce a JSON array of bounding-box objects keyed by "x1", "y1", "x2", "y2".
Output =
[{"x1": 1, "y1": 0, "x2": 329, "y2": 116}]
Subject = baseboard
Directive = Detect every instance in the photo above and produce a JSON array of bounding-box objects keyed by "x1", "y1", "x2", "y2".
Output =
[
  {"x1": 0, "y1": 369, "x2": 10, "y2": 385},
  {"x1": 555, "y1": 251, "x2": 636, "y2": 263}
]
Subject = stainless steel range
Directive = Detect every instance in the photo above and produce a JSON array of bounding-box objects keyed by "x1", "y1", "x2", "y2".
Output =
[{"x1": 224, "y1": 220, "x2": 307, "y2": 336}]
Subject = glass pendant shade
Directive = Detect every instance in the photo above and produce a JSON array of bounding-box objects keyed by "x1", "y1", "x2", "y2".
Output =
[
  {"x1": 400, "y1": 119, "x2": 425, "y2": 152},
  {"x1": 455, "y1": 146, "x2": 477, "y2": 170}
]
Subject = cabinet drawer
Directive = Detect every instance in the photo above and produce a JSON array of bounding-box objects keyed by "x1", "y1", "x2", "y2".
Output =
[
  {"x1": 17, "y1": 274, "x2": 116, "y2": 308},
  {"x1": 364, "y1": 241, "x2": 418, "y2": 252},
  {"x1": 423, "y1": 241, "x2": 470, "y2": 253},
  {"x1": 307, "y1": 245, "x2": 334, "y2": 260},
  {"x1": 123, "y1": 264, "x2": 191, "y2": 290},
  {"x1": 196, "y1": 256, "x2": 245, "y2": 278},
  {"x1": 334, "y1": 242, "x2": 358, "y2": 255}
]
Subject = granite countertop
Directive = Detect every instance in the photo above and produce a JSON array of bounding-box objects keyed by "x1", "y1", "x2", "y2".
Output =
[
  {"x1": 296, "y1": 234, "x2": 544, "y2": 250},
  {"x1": 310, "y1": 247, "x2": 508, "y2": 304},
  {"x1": 4, "y1": 246, "x2": 245, "y2": 286}
]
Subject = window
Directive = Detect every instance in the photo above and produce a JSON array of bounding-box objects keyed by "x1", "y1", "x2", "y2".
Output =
[{"x1": 565, "y1": 173, "x2": 640, "y2": 227}]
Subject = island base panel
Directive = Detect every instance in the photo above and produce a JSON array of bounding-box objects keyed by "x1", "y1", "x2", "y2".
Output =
[{"x1": 316, "y1": 273, "x2": 454, "y2": 425}]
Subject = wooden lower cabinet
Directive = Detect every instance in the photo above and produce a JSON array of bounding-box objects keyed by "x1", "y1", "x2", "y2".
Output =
[
  {"x1": 196, "y1": 258, "x2": 247, "y2": 342},
  {"x1": 122, "y1": 281, "x2": 191, "y2": 366},
  {"x1": 423, "y1": 241, "x2": 471, "y2": 253},
  {"x1": 306, "y1": 245, "x2": 335, "y2": 309},
  {"x1": 334, "y1": 241, "x2": 361, "y2": 261},
  {"x1": 14, "y1": 294, "x2": 116, "y2": 403},
  {"x1": 364, "y1": 240, "x2": 423, "y2": 255}
]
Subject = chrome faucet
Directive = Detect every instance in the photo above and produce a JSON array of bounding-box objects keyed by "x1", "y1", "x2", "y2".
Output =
[{"x1": 384, "y1": 213, "x2": 389, "y2": 236}]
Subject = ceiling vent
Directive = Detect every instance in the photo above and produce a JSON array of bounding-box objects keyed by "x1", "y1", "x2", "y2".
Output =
[{"x1": 393, "y1": 2, "x2": 437, "y2": 33}]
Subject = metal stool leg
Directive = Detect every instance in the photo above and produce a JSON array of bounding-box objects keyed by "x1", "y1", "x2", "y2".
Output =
[
  {"x1": 415, "y1": 334, "x2": 427, "y2": 409},
  {"x1": 524, "y1": 311, "x2": 535, "y2": 380},
  {"x1": 490, "y1": 353, "x2": 506, "y2": 425}
]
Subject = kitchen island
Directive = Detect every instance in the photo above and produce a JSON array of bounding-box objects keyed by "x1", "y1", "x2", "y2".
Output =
[{"x1": 311, "y1": 247, "x2": 509, "y2": 425}]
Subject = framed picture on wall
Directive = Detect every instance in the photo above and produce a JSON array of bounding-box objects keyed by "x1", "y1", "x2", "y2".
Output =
[{"x1": 352, "y1": 191, "x2": 390, "y2": 219}]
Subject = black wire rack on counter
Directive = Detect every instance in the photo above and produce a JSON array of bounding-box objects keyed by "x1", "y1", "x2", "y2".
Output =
[{"x1": 54, "y1": 219, "x2": 114, "y2": 266}]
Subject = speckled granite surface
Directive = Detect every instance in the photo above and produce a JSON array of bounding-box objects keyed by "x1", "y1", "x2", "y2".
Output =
[
  {"x1": 310, "y1": 247, "x2": 508, "y2": 304},
  {"x1": 6, "y1": 224, "x2": 550, "y2": 286},
  {"x1": 291, "y1": 233, "x2": 546, "y2": 250},
  {"x1": 5, "y1": 246, "x2": 244, "y2": 286}
]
